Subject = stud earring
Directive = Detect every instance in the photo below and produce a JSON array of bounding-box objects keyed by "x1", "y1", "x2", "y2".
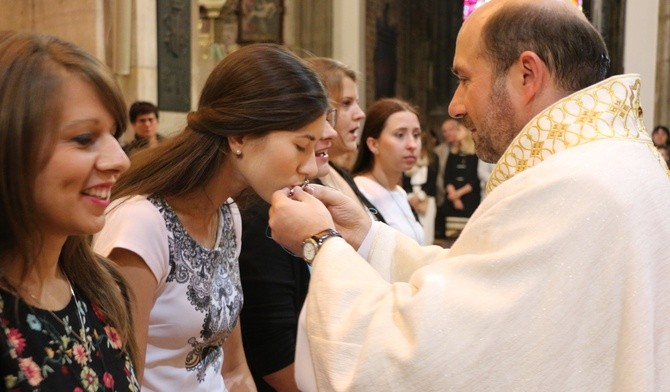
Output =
[{"x1": 235, "y1": 149, "x2": 242, "y2": 157}]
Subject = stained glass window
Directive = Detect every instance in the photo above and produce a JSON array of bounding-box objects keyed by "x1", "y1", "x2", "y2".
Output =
[
  {"x1": 463, "y1": 0, "x2": 490, "y2": 20},
  {"x1": 463, "y1": 0, "x2": 583, "y2": 20}
]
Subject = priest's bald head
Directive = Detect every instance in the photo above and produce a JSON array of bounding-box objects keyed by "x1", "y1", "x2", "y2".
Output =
[{"x1": 448, "y1": 0, "x2": 609, "y2": 162}]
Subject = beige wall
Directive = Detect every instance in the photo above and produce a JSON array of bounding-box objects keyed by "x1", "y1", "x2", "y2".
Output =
[{"x1": 0, "y1": 0, "x2": 103, "y2": 59}]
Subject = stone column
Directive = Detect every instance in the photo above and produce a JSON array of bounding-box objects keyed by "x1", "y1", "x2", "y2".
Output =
[
  {"x1": 655, "y1": 0, "x2": 670, "y2": 127},
  {"x1": 289, "y1": 0, "x2": 333, "y2": 56},
  {"x1": 624, "y1": 0, "x2": 659, "y2": 129},
  {"x1": 333, "y1": 0, "x2": 366, "y2": 106}
]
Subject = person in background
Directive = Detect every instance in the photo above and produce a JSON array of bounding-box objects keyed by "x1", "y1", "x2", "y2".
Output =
[
  {"x1": 123, "y1": 101, "x2": 164, "y2": 156},
  {"x1": 0, "y1": 31, "x2": 139, "y2": 390},
  {"x1": 238, "y1": 57, "x2": 376, "y2": 392},
  {"x1": 93, "y1": 43, "x2": 330, "y2": 392},
  {"x1": 404, "y1": 131, "x2": 438, "y2": 244},
  {"x1": 443, "y1": 126, "x2": 480, "y2": 222},
  {"x1": 268, "y1": 0, "x2": 670, "y2": 389},
  {"x1": 238, "y1": 118, "x2": 336, "y2": 392},
  {"x1": 305, "y1": 58, "x2": 385, "y2": 223},
  {"x1": 651, "y1": 124, "x2": 670, "y2": 148},
  {"x1": 433, "y1": 118, "x2": 459, "y2": 239},
  {"x1": 352, "y1": 98, "x2": 425, "y2": 245}
]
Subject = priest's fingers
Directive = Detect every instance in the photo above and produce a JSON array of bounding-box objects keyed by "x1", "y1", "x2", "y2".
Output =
[{"x1": 269, "y1": 187, "x2": 335, "y2": 254}]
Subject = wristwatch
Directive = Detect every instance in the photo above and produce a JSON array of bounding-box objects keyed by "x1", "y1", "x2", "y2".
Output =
[{"x1": 302, "y1": 228, "x2": 342, "y2": 264}]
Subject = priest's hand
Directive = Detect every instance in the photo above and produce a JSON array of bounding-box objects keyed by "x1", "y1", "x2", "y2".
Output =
[
  {"x1": 304, "y1": 184, "x2": 372, "y2": 249},
  {"x1": 269, "y1": 184, "x2": 372, "y2": 254},
  {"x1": 269, "y1": 186, "x2": 335, "y2": 256}
]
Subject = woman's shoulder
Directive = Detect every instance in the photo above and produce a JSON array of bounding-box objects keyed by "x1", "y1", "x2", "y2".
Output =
[
  {"x1": 353, "y1": 175, "x2": 378, "y2": 189},
  {"x1": 109, "y1": 194, "x2": 155, "y2": 213}
]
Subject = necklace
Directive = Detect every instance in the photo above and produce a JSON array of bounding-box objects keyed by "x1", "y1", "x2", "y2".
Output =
[
  {"x1": 26, "y1": 274, "x2": 91, "y2": 362},
  {"x1": 368, "y1": 173, "x2": 424, "y2": 243}
]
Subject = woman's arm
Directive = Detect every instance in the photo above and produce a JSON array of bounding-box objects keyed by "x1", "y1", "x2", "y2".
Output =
[
  {"x1": 222, "y1": 323, "x2": 257, "y2": 391},
  {"x1": 263, "y1": 364, "x2": 300, "y2": 392},
  {"x1": 107, "y1": 248, "x2": 158, "y2": 383}
]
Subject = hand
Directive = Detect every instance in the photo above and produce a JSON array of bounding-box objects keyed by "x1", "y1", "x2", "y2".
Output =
[
  {"x1": 446, "y1": 184, "x2": 457, "y2": 201},
  {"x1": 269, "y1": 186, "x2": 335, "y2": 256},
  {"x1": 408, "y1": 195, "x2": 428, "y2": 214},
  {"x1": 453, "y1": 198, "x2": 465, "y2": 210},
  {"x1": 305, "y1": 184, "x2": 372, "y2": 249}
]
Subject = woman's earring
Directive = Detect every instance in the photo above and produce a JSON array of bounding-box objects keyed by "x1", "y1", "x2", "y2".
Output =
[{"x1": 235, "y1": 149, "x2": 242, "y2": 157}]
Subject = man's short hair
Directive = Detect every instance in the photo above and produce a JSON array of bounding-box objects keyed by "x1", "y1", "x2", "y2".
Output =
[
  {"x1": 481, "y1": 3, "x2": 610, "y2": 92},
  {"x1": 129, "y1": 101, "x2": 159, "y2": 123}
]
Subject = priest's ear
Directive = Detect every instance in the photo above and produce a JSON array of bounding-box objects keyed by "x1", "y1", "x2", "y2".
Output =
[{"x1": 508, "y1": 50, "x2": 551, "y2": 106}]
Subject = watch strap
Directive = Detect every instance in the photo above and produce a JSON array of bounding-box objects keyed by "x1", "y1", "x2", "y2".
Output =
[{"x1": 303, "y1": 228, "x2": 342, "y2": 263}]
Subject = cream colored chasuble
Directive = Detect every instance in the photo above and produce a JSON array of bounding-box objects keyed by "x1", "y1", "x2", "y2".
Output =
[{"x1": 296, "y1": 75, "x2": 670, "y2": 391}]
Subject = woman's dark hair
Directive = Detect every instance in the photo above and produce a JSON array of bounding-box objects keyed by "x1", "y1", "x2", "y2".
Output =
[
  {"x1": 652, "y1": 125, "x2": 670, "y2": 141},
  {"x1": 351, "y1": 98, "x2": 419, "y2": 175},
  {"x1": 114, "y1": 43, "x2": 329, "y2": 199}
]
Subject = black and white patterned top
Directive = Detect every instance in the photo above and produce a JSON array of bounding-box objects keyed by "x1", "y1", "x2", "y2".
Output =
[{"x1": 93, "y1": 195, "x2": 243, "y2": 391}]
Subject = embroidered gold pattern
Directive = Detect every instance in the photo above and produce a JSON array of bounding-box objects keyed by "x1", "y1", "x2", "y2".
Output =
[{"x1": 486, "y1": 75, "x2": 669, "y2": 194}]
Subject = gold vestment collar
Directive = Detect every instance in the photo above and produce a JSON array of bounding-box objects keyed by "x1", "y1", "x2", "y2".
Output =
[{"x1": 486, "y1": 74, "x2": 668, "y2": 194}]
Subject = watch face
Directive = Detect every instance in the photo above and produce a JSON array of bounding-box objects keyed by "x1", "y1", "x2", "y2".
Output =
[{"x1": 302, "y1": 241, "x2": 317, "y2": 261}]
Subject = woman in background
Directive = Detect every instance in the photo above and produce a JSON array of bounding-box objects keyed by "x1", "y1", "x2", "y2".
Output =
[
  {"x1": 306, "y1": 57, "x2": 385, "y2": 222},
  {"x1": 0, "y1": 31, "x2": 139, "y2": 390},
  {"x1": 404, "y1": 131, "x2": 438, "y2": 244},
  {"x1": 238, "y1": 57, "x2": 374, "y2": 391},
  {"x1": 443, "y1": 125, "x2": 480, "y2": 220},
  {"x1": 94, "y1": 43, "x2": 329, "y2": 391},
  {"x1": 238, "y1": 119, "x2": 336, "y2": 392},
  {"x1": 652, "y1": 125, "x2": 670, "y2": 148},
  {"x1": 352, "y1": 98, "x2": 425, "y2": 244}
]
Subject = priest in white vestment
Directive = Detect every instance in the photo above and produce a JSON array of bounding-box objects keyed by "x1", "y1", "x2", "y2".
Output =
[{"x1": 268, "y1": 0, "x2": 670, "y2": 390}]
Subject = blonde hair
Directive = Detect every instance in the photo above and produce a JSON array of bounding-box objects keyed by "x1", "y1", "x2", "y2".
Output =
[{"x1": 304, "y1": 57, "x2": 357, "y2": 105}]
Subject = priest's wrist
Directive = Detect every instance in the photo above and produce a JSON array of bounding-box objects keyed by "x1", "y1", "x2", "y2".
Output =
[{"x1": 302, "y1": 228, "x2": 342, "y2": 265}]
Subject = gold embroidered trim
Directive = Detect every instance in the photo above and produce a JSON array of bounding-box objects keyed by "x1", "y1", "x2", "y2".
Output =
[{"x1": 486, "y1": 74, "x2": 668, "y2": 194}]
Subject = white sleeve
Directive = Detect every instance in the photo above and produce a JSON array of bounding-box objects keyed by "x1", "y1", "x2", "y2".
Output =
[{"x1": 93, "y1": 196, "x2": 171, "y2": 286}]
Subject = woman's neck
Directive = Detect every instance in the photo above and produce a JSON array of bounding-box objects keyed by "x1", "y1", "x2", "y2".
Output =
[
  {"x1": 368, "y1": 166, "x2": 401, "y2": 190},
  {"x1": 165, "y1": 160, "x2": 240, "y2": 249},
  {"x1": 2, "y1": 237, "x2": 71, "y2": 309},
  {"x1": 168, "y1": 158, "x2": 239, "y2": 214}
]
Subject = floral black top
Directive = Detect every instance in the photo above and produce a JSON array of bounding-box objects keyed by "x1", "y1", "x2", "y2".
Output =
[{"x1": 0, "y1": 287, "x2": 139, "y2": 391}]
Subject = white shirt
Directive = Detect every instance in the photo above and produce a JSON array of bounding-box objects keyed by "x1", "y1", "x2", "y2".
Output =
[{"x1": 354, "y1": 176, "x2": 425, "y2": 245}]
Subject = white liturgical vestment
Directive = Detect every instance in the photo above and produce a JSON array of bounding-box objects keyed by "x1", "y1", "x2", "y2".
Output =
[{"x1": 296, "y1": 75, "x2": 670, "y2": 391}]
